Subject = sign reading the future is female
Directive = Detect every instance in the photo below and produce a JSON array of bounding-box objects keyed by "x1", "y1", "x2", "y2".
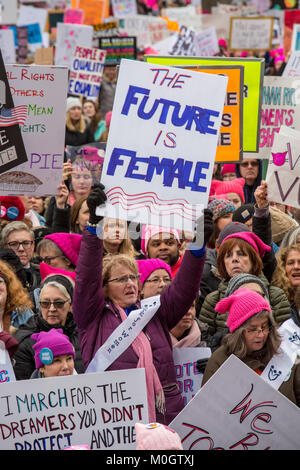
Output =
[{"x1": 96, "y1": 59, "x2": 227, "y2": 232}]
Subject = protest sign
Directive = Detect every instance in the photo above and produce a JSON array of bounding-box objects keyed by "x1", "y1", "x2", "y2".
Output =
[
  {"x1": 0, "y1": 340, "x2": 16, "y2": 383},
  {"x1": 169, "y1": 26, "x2": 196, "y2": 56},
  {"x1": 194, "y1": 28, "x2": 219, "y2": 57},
  {"x1": 145, "y1": 55, "x2": 265, "y2": 153},
  {"x1": 0, "y1": 51, "x2": 28, "y2": 175},
  {"x1": 26, "y1": 23, "x2": 42, "y2": 45},
  {"x1": 16, "y1": 27, "x2": 28, "y2": 65},
  {"x1": 282, "y1": 51, "x2": 300, "y2": 77},
  {"x1": 54, "y1": 23, "x2": 93, "y2": 68},
  {"x1": 64, "y1": 8, "x2": 84, "y2": 24},
  {"x1": 0, "y1": 29, "x2": 16, "y2": 64},
  {"x1": 68, "y1": 46, "x2": 106, "y2": 98},
  {"x1": 182, "y1": 65, "x2": 244, "y2": 163},
  {"x1": 170, "y1": 354, "x2": 300, "y2": 450},
  {"x1": 93, "y1": 21, "x2": 119, "y2": 39},
  {"x1": 229, "y1": 16, "x2": 274, "y2": 51},
  {"x1": 173, "y1": 348, "x2": 211, "y2": 406},
  {"x1": 99, "y1": 36, "x2": 136, "y2": 65},
  {"x1": 34, "y1": 48, "x2": 54, "y2": 65},
  {"x1": 0, "y1": 368, "x2": 148, "y2": 450},
  {"x1": 284, "y1": 9, "x2": 300, "y2": 57},
  {"x1": 266, "y1": 125, "x2": 300, "y2": 210},
  {"x1": 18, "y1": 5, "x2": 47, "y2": 36},
  {"x1": 111, "y1": 0, "x2": 137, "y2": 18},
  {"x1": 71, "y1": 0, "x2": 106, "y2": 25},
  {"x1": 46, "y1": 10, "x2": 65, "y2": 33},
  {"x1": 0, "y1": 64, "x2": 68, "y2": 196},
  {"x1": 65, "y1": 142, "x2": 105, "y2": 183},
  {"x1": 96, "y1": 59, "x2": 227, "y2": 231},
  {"x1": 120, "y1": 16, "x2": 171, "y2": 49},
  {"x1": 1, "y1": 0, "x2": 18, "y2": 24},
  {"x1": 292, "y1": 24, "x2": 300, "y2": 51}
]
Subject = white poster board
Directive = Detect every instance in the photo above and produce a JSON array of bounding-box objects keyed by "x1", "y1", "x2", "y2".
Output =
[
  {"x1": 266, "y1": 125, "x2": 300, "y2": 210},
  {"x1": 0, "y1": 30, "x2": 16, "y2": 64},
  {"x1": 282, "y1": 51, "x2": 300, "y2": 78},
  {"x1": 170, "y1": 355, "x2": 300, "y2": 450},
  {"x1": 0, "y1": 65, "x2": 68, "y2": 196},
  {"x1": 121, "y1": 16, "x2": 171, "y2": 49},
  {"x1": 0, "y1": 340, "x2": 16, "y2": 383},
  {"x1": 0, "y1": 368, "x2": 148, "y2": 450},
  {"x1": 173, "y1": 348, "x2": 211, "y2": 406},
  {"x1": 96, "y1": 59, "x2": 227, "y2": 231},
  {"x1": 55, "y1": 23, "x2": 93, "y2": 68},
  {"x1": 292, "y1": 24, "x2": 300, "y2": 52},
  {"x1": 229, "y1": 16, "x2": 273, "y2": 51},
  {"x1": 194, "y1": 28, "x2": 219, "y2": 57},
  {"x1": 69, "y1": 46, "x2": 106, "y2": 98},
  {"x1": 1, "y1": 0, "x2": 18, "y2": 25},
  {"x1": 111, "y1": 0, "x2": 137, "y2": 18}
]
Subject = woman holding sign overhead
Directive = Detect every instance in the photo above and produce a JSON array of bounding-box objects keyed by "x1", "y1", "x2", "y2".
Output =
[{"x1": 72, "y1": 184, "x2": 213, "y2": 424}]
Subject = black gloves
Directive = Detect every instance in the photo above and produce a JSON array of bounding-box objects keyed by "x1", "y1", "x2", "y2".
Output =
[
  {"x1": 87, "y1": 183, "x2": 107, "y2": 225},
  {"x1": 193, "y1": 209, "x2": 214, "y2": 247},
  {"x1": 196, "y1": 358, "x2": 209, "y2": 374}
]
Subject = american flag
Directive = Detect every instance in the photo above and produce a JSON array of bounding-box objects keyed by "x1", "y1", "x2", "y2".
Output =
[{"x1": 0, "y1": 105, "x2": 28, "y2": 127}]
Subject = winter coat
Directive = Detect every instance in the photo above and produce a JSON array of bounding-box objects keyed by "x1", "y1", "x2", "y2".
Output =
[
  {"x1": 13, "y1": 312, "x2": 84, "y2": 380},
  {"x1": 73, "y1": 229, "x2": 205, "y2": 425},
  {"x1": 202, "y1": 345, "x2": 300, "y2": 407},
  {"x1": 65, "y1": 124, "x2": 94, "y2": 147},
  {"x1": 198, "y1": 273, "x2": 291, "y2": 339}
]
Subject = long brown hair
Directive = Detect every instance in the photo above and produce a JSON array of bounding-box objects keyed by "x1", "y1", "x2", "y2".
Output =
[{"x1": 83, "y1": 99, "x2": 103, "y2": 134}]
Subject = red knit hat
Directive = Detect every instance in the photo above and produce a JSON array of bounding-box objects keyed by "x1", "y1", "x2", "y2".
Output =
[
  {"x1": 215, "y1": 287, "x2": 271, "y2": 332},
  {"x1": 44, "y1": 233, "x2": 82, "y2": 267},
  {"x1": 213, "y1": 178, "x2": 245, "y2": 203},
  {"x1": 221, "y1": 163, "x2": 236, "y2": 176},
  {"x1": 0, "y1": 196, "x2": 25, "y2": 221}
]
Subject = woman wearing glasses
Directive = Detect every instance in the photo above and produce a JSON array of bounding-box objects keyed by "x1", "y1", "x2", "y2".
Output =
[
  {"x1": 13, "y1": 273, "x2": 84, "y2": 380},
  {"x1": 201, "y1": 288, "x2": 300, "y2": 407},
  {"x1": 72, "y1": 185, "x2": 212, "y2": 425}
]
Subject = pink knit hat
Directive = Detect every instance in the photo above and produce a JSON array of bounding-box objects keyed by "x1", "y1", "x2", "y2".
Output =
[
  {"x1": 31, "y1": 328, "x2": 75, "y2": 369},
  {"x1": 141, "y1": 225, "x2": 180, "y2": 257},
  {"x1": 135, "y1": 423, "x2": 183, "y2": 450},
  {"x1": 44, "y1": 233, "x2": 82, "y2": 267},
  {"x1": 221, "y1": 163, "x2": 236, "y2": 176},
  {"x1": 136, "y1": 258, "x2": 172, "y2": 285},
  {"x1": 213, "y1": 178, "x2": 245, "y2": 203},
  {"x1": 39, "y1": 262, "x2": 76, "y2": 283},
  {"x1": 221, "y1": 231, "x2": 271, "y2": 258},
  {"x1": 215, "y1": 287, "x2": 271, "y2": 332}
]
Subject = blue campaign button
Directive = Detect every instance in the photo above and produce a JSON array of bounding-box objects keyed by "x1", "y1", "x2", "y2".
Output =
[
  {"x1": 7, "y1": 206, "x2": 19, "y2": 219},
  {"x1": 40, "y1": 347, "x2": 53, "y2": 365}
]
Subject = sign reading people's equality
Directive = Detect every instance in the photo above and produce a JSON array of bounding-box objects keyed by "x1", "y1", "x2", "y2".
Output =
[
  {"x1": 266, "y1": 125, "x2": 300, "y2": 210},
  {"x1": 0, "y1": 368, "x2": 148, "y2": 450},
  {"x1": 69, "y1": 46, "x2": 106, "y2": 98},
  {"x1": 170, "y1": 355, "x2": 300, "y2": 450},
  {"x1": 96, "y1": 59, "x2": 227, "y2": 231}
]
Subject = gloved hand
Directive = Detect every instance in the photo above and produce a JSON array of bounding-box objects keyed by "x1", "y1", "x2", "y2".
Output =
[
  {"x1": 196, "y1": 358, "x2": 209, "y2": 374},
  {"x1": 0, "y1": 331, "x2": 19, "y2": 359},
  {"x1": 87, "y1": 183, "x2": 107, "y2": 225},
  {"x1": 193, "y1": 209, "x2": 213, "y2": 247}
]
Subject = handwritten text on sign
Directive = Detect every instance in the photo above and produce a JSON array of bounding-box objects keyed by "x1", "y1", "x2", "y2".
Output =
[
  {"x1": 0, "y1": 368, "x2": 148, "y2": 450},
  {"x1": 97, "y1": 60, "x2": 227, "y2": 231},
  {"x1": 170, "y1": 355, "x2": 300, "y2": 450},
  {"x1": 69, "y1": 46, "x2": 106, "y2": 98}
]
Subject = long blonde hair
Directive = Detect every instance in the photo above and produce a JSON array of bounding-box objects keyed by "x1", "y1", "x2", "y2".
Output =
[{"x1": 66, "y1": 111, "x2": 87, "y2": 133}]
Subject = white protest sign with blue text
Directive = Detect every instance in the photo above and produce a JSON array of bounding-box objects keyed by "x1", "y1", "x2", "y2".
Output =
[
  {"x1": 0, "y1": 368, "x2": 148, "y2": 450},
  {"x1": 170, "y1": 354, "x2": 300, "y2": 450},
  {"x1": 69, "y1": 46, "x2": 106, "y2": 98},
  {"x1": 96, "y1": 59, "x2": 228, "y2": 231}
]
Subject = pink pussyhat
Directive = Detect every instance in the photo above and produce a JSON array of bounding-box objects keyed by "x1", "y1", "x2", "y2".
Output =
[
  {"x1": 221, "y1": 231, "x2": 271, "y2": 258},
  {"x1": 141, "y1": 224, "x2": 180, "y2": 257},
  {"x1": 136, "y1": 258, "x2": 172, "y2": 285},
  {"x1": 135, "y1": 423, "x2": 183, "y2": 450},
  {"x1": 215, "y1": 287, "x2": 271, "y2": 332},
  {"x1": 39, "y1": 262, "x2": 76, "y2": 283}
]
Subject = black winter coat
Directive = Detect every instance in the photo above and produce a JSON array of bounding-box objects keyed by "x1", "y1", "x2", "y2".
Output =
[{"x1": 13, "y1": 312, "x2": 84, "y2": 380}]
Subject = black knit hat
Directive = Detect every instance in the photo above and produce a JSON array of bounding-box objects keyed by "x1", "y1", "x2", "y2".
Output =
[
  {"x1": 232, "y1": 204, "x2": 255, "y2": 224},
  {"x1": 42, "y1": 274, "x2": 74, "y2": 300}
]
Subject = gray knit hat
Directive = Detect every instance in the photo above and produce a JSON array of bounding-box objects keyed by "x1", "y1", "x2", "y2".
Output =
[{"x1": 225, "y1": 273, "x2": 269, "y2": 300}]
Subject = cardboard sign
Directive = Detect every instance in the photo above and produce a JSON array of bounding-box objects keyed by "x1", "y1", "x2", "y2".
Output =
[
  {"x1": 183, "y1": 65, "x2": 244, "y2": 163},
  {"x1": 99, "y1": 36, "x2": 136, "y2": 65},
  {"x1": 96, "y1": 59, "x2": 227, "y2": 231},
  {"x1": 0, "y1": 29, "x2": 16, "y2": 64},
  {"x1": 111, "y1": 0, "x2": 137, "y2": 18},
  {"x1": 170, "y1": 354, "x2": 300, "y2": 450},
  {"x1": 145, "y1": 55, "x2": 264, "y2": 154},
  {"x1": 173, "y1": 348, "x2": 211, "y2": 406},
  {"x1": 282, "y1": 51, "x2": 300, "y2": 77},
  {"x1": 64, "y1": 8, "x2": 84, "y2": 24},
  {"x1": 34, "y1": 48, "x2": 54, "y2": 65},
  {"x1": 229, "y1": 16, "x2": 274, "y2": 51},
  {"x1": 194, "y1": 28, "x2": 219, "y2": 57},
  {"x1": 54, "y1": 23, "x2": 93, "y2": 68},
  {"x1": 292, "y1": 23, "x2": 300, "y2": 52},
  {"x1": 0, "y1": 368, "x2": 148, "y2": 450},
  {"x1": 71, "y1": 0, "x2": 106, "y2": 25},
  {"x1": 69, "y1": 46, "x2": 106, "y2": 98},
  {"x1": 0, "y1": 65, "x2": 68, "y2": 196},
  {"x1": 266, "y1": 125, "x2": 300, "y2": 210}
]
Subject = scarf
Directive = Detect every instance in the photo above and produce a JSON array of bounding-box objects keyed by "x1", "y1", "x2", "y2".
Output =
[
  {"x1": 170, "y1": 320, "x2": 201, "y2": 348},
  {"x1": 117, "y1": 305, "x2": 165, "y2": 422}
]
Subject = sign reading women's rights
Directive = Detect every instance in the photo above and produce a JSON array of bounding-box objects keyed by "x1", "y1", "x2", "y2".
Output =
[
  {"x1": 69, "y1": 46, "x2": 106, "y2": 98},
  {"x1": 170, "y1": 355, "x2": 300, "y2": 450},
  {"x1": 0, "y1": 65, "x2": 68, "y2": 196},
  {"x1": 96, "y1": 59, "x2": 227, "y2": 232},
  {"x1": 0, "y1": 368, "x2": 148, "y2": 450},
  {"x1": 266, "y1": 125, "x2": 300, "y2": 210}
]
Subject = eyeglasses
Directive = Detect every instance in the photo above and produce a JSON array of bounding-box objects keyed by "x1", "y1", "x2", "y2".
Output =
[
  {"x1": 144, "y1": 277, "x2": 171, "y2": 285},
  {"x1": 240, "y1": 161, "x2": 259, "y2": 168},
  {"x1": 39, "y1": 255, "x2": 63, "y2": 264},
  {"x1": 245, "y1": 325, "x2": 271, "y2": 336},
  {"x1": 40, "y1": 300, "x2": 69, "y2": 309},
  {"x1": 7, "y1": 240, "x2": 33, "y2": 250},
  {"x1": 106, "y1": 274, "x2": 140, "y2": 284}
]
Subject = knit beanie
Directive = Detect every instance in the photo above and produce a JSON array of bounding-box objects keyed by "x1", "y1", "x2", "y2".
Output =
[
  {"x1": 217, "y1": 221, "x2": 251, "y2": 246},
  {"x1": 141, "y1": 225, "x2": 180, "y2": 257},
  {"x1": 136, "y1": 258, "x2": 172, "y2": 285},
  {"x1": 269, "y1": 206, "x2": 298, "y2": 244},
  {"x1": 44, "y1": 233, "x2": 82, "y2": 267},
  {"x1": 207, "y1": 198, "x2": 236, "y2": 222},
  {"x1": 66, "y1": 97, "x2": 82, "y2": 113},
  {"x1": 41, "y1": 272, "x2": 75, "y2": 300},
  {"x1": 213, "y1": 178, "x2": 245, "y2": 203},
  {"x1": 225, "y1": 273, "x2": 269, "y2": 300},
  {"x1": 221, "y1": 164, "x2": 236, "y2": 177},
  {"x1": 0, "y1": 196, "x2": 25, "y2": 220},
  {"x1": 215, "y1": 288, "x2": 271, "y2": 333},
  {"x1": 40, "y1": 262, "x2": 76, "y2": 284},
  {"x1": 31, "y1": 329, "x2": 75, "y2": 369},
  {"x1": 221, "y1": 231, "x2": 271, "y2": 258},
  {"x1": 232, "y1": 204, "x2": 255, "y2": 224},
  {"x1": 135, "y1": 423, "x2": 183, "y2": 450}
]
